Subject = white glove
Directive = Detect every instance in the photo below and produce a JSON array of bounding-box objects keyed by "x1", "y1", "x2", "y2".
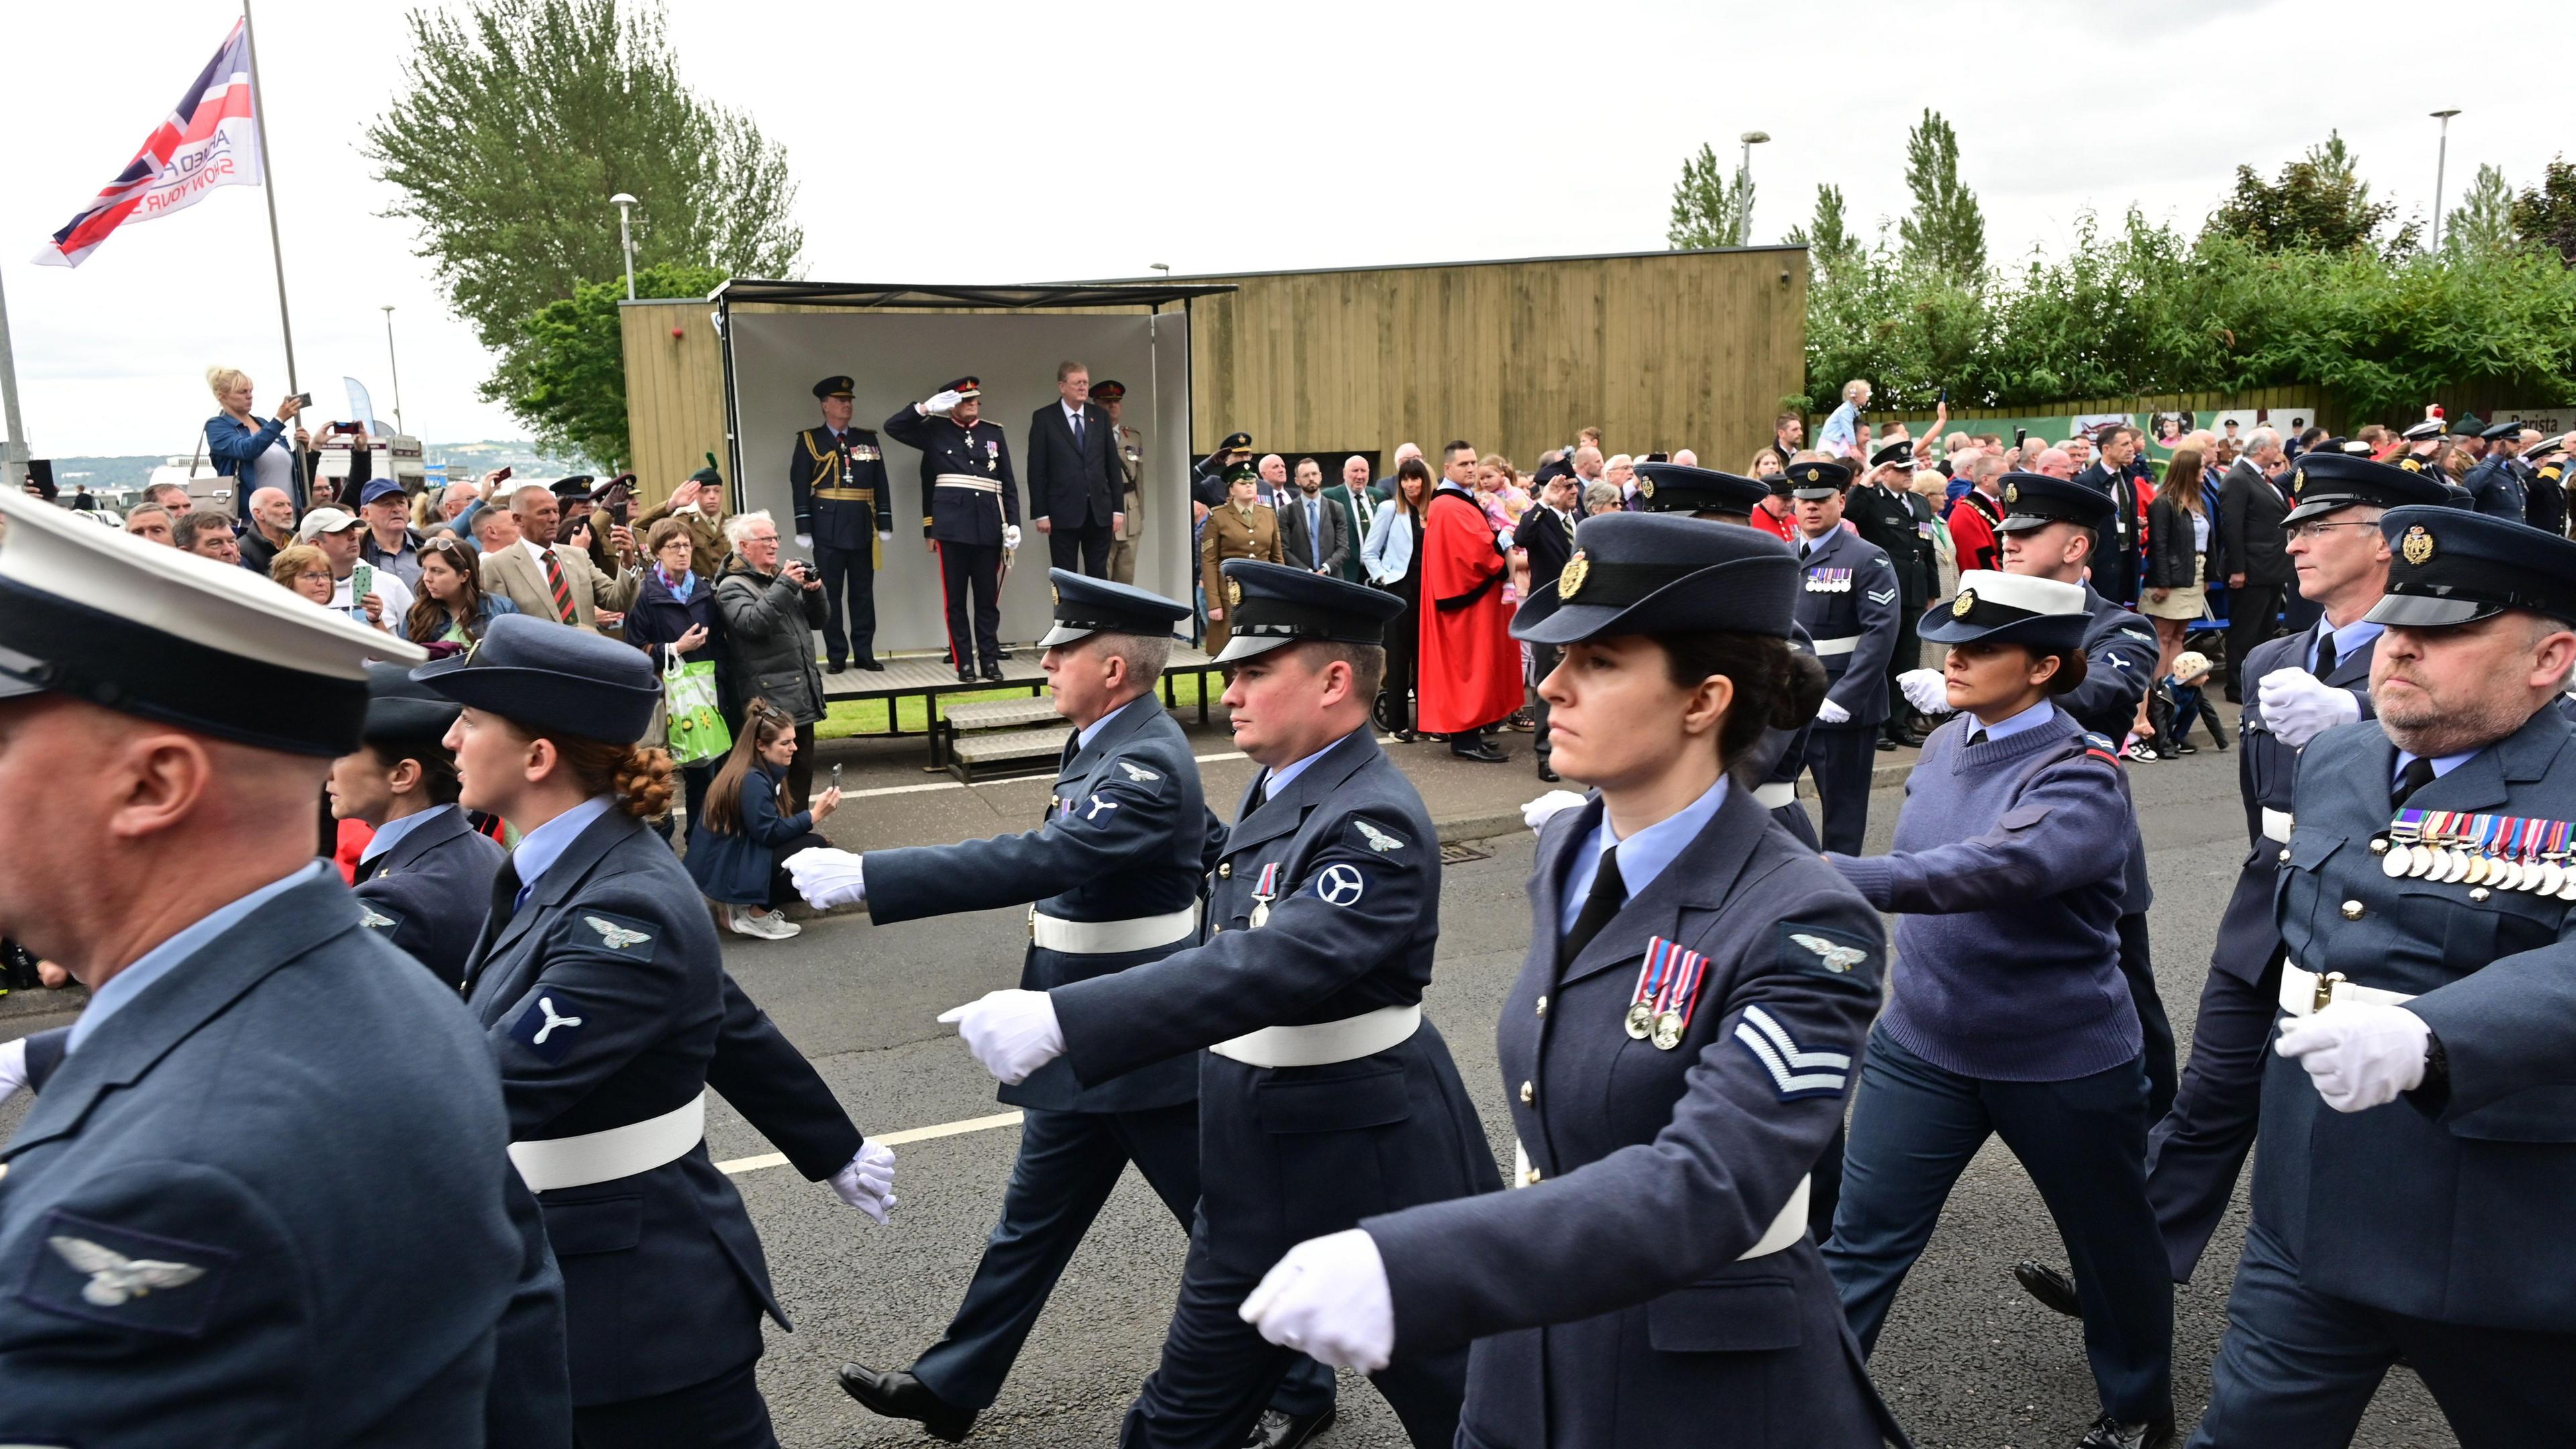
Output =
[
  {"x1": 1815, "y1": 696, "x2": 1852, "y2": 726},
  {"x1": 1897, "y1": 668, "x2": 1956, "y2": 716},
  {"x1": 1522, "y1": 789, "x2": 1587, "y2": 833},
  {"x1": 2257, "y1": 667, "x2": 2361, "y2": 749},
  {"x1": 879, "y1": 529, "x2": 894, "y2": 541},
  {"x1": 1003, "y1": 524, "x2": 1022, "y2": 551},
  {"x1": 938, "y1": 989, "x2": 1065, "y2": 1085},
  {"x1": 921, "y1": 389, "x2": 963, "y2": 415},
  {"x1": 830, "y1": 1141, "x2": 898, "y2": 1224},
  {"x1": 784, "y1": 847, "x2": 866, "y2": 910},
  {"x1": 0, "y1": 1036, "x2": 26, "y2": 1104},
  {"x1": 795, "y1": 533, "x2": 814, "y2": 549},
  {"x1": 2275, "y1": 1002, "x2": 2431, "y2": 1112},
  {"x1": 1240, "y1": 1229, "x2": 1395, "y2": 1373}
]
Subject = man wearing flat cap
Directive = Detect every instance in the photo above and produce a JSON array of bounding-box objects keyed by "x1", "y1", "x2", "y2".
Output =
[
  {"x1": 0, "y1": 488, "x2": 545, "y2": 1444},
  {"x1": 888, "y1": 377, "x2": 1022, "y2": 682},
  {"x1": 792, "y1": 376, "x2": 895, "y2": 673}
]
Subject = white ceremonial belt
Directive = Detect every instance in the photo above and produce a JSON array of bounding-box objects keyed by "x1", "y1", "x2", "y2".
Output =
[
  {"x1": 2279, "y1": 962, "x2": 2417, "y2": 1018},
  {"x1": 1510, "y1": 1140, "x2": 1809, "y2": 1259},
  {"x1": 1212, "y1": 1004, "x2": 1420, "y2": 1068},
  {"x1": 1032, "y1": 906, "x2": 1197, "y2": 955},
  {"x1": 1752, "y1": 782, "x2": 1796, "y2": 810},
  {"x1": 1810, "y1": 635, "x2": 1859, "y2": 657},
  {"x1": 934, "y1": 472, "x2": 1002, "y2": 494},
  {"x1": 509, "y1": 1091, "x2": 705, "y2": 1193},
  {"x1": 2262, "y1": 808, "x2": 2295, "y2": 845}
]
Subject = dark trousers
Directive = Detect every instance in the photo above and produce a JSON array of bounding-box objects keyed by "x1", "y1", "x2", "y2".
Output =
[
  {"x1": 2224, "y1": 582, "x2": 2285, "y2": 694},
  {"x1": 912, "y1": 1104, "x2": 1334, "y2": 1417},
  {"x1": 1825, "y1": 1027, "x2": 2172, "y2": 1424},
  {"x1": 1381, "y1": 594, "x2": 1421, "y2": 731},
  {"x1": 1047, "y1": 516, "x2": 1115, "y2": 578},
  {"x1": 784, "y1": 724, "x2": 816, "y2": 820},
  {"x1": 814, "y1": 542, "x2": 877, "y2": 666},
  {"x1": 934, "y1": 540, "x2": 1004, "y2": 669},
  {"x1": 2146, "y1": 954, "x2": 2282, "y2": 1283},
  {"x1": 572, "y1": 1356, "x2": 774, "y2": 1448},
  {"x1": 652, "y1": 761, "x2": 718, "y2": 848},
  {"x1": 2118, "y1": 912, "x2": 2176, "y2": 1126},
  {"x1": 1884, "y1": 597, "x2": 1924, "y2": 735},
  {"x1": 1119, "y1": 1227, "x2": 1467, "y2": 1449},
  {"x1": 1527, "y1": 642, "x2": 1560, "y2": 760},
  {"x1": 2188, "y1": 1222, "x2": 2576, "y2": 1448},
  {"x1": 1807, "y1": 725, "x2": 1878, "y2": 855}
]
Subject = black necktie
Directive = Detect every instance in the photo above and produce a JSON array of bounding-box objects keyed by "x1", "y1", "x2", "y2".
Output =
[
  {"x1": 1245, "y1": 775, "x2": 1270, "y2": 816},
  {"x1": 2314, "y1": 630, "x2": 2339, "y2": 677},
  {"x1": 1562, "y1": 847, "x2": 1628, "y2": 961},
  {"x1": 462, "y1": 856, "x2": 523, "y2": 991},
  {"x1": 2394, "y1": 755, "x2": 2439, "y2": 809},
  {"x1": 1072, "y1": 412, "x2": 1085, "y2": 448},
  {"x1": 1967, "y1": 729, "x2": 1990, "y2": 748}
]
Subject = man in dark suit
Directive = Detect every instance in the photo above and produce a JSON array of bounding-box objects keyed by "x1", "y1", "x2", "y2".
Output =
[
  {"x1": 1516, "y1": 470, "x2": 1579, "y2": 782},
  {"x1": 1026, "y1": 361, "x2": 1123, "y2": 578},
  {"x1": 2218, "y1": 427, "x2": 2294, "y2": 702},
  {"x1": 2076, "y1": 424, "x2": 2147, "y2": 608},
  {"x1": 1276, "y1": 458, "x2": 1350, "y2": 577}
]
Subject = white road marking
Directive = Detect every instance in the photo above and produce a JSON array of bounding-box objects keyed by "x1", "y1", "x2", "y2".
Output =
[{"x1": 716, "y1": 1110, "x2": 1026, "y2": 1176}]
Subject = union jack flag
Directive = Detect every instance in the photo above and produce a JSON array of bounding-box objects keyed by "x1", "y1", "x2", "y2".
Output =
[{"x1": 34, "y1": 19, "x2": 262, "y2": 268}]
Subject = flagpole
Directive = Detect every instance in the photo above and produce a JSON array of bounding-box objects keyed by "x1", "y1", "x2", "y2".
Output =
[
  {"x1": 239, "y1": 0, "x2": 297, "y2": 400},
  {"x1": 0, "y1": 265, "x2": 29, "y2": 493}
]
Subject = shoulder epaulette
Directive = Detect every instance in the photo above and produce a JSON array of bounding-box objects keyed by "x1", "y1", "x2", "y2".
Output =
[{"x1": 2079, "y1": 731, "x2": 2123, "y2": 768}]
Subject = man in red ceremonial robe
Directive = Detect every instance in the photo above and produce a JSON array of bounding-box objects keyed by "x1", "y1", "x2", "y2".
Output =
[{"x1": 1417, "y1": 440, "x2": 1519, "y2": 761}]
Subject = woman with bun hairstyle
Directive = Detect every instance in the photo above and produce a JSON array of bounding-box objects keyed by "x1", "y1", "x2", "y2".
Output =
[
  {"x1": 414, "y1": 613, "x2": 894, "y2": 1446},
  {"x1": 1243, "y1": 514, "x2": 1903, "y2": 1448}
]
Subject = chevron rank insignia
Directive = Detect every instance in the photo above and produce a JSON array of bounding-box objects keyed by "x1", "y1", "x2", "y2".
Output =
[
  {"x1": 1867, "y1": 588, "x2": 1898, "y2": 605},
  {"x1": 1118, "y1": 761, "x2": 1161, "y2": 783},
  {"x1": 1733, "y1": 1004, "x2": 1853, "y2": 1101},
  {"x1": 2081, "y1": 731, "x2": 2124, "y2": 767},
  {"x1": 582, "y1": 914, "x2": 655, "y2": 953},
  {"x1": 1350, "y1": 818, "x2": 1409, "y2": 854}
]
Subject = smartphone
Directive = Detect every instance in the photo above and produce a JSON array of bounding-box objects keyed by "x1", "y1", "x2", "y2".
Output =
[
  {"x1": 2015, "y1": 426, "x2": 2029, "y2": 449},
  {"x1": 290, "y1": 392, "x2": 313, "y2": 409},
  {"x1": 830, "y1": 763, "x2": 843, "y2": 791},
  {"x1": 350, "y1": 560, "x2": 374, "y2": 612},
  {"x1": 1938, "y1": 386, "x2": 1948, "y2": 405},
  {"x1": 491, "y1": 466, "x2": 513, "y2": 486}
]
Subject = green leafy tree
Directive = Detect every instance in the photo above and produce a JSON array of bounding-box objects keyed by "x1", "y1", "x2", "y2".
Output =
[
  {"x1": 2446, "y1": 164, "x2": 2518, "y2": 254},
  {"x1": 2206, "y1": 131, "x2": 2414, "y2": 255},
  {"x1": 506, "y1": 263, "x2": 726, "y2": 470},
  {"x1": 1784, "y1": 184, "x2": 1858, "y2": 286},
  {"x1": 2512, "y1": 156, "x2": 2576, "y2": 264},
  {"x1": 1667, "y1": 143, "x2": 1755, "y2": 248},
  {"x1": 1897, "y1": 110, "x2": 1986, "y2": 284}
]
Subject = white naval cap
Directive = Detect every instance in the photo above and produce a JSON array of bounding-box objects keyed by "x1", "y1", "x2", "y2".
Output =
[{"x1": 0, "y1": 488, "x2": 425, "y2": 756}]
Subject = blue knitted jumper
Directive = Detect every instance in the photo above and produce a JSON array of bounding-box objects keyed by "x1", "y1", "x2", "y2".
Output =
[{"x1": 1829, "y1": 706, "x2": 2141, "y2": 1081}]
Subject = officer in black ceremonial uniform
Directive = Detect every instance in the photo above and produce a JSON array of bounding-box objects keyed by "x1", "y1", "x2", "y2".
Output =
[
  {"x1": 323, "y1": 661, "x2": 508, "y2": 983},
  {"x1": 782, "y1": 572, "x2": 1336, "y2": 1446},
  {"x1": 1785, "y1": 460, "x2": 1902, "y2": 854},
  {"x1": 2522, "y1": 436, "x2": 2567, "y2": 536},
  {"x1": 790, "y1": 375, "x2": 894, "y2": 673},
  {"x1": 415, "y1": 614, "x2": 894, "y2": 1448},
  {"x1": 1242, "y1": 513, "x2": 1907, "y2": 1448},
  {"x1": 1845, "y1": 439, "x2": 1938, "y2": 748},
  {"x1": 2191, "y1": 506, "x2": 2576, "y2": 1448},
  {"x1": 885, "y1": 377, "x2": 1022, "y2": 682},
  {"x1": 938, "y1": 561, "x2": 1499, "y2": 1449}
]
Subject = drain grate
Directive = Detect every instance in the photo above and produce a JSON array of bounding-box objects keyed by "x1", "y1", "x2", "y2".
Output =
[{"x1": 1439, "y1": 841, "x2": 1492, "y2": 864}]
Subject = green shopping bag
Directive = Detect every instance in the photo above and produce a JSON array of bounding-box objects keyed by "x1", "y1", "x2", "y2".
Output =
[{"x1": 663, "y1": 652, "x2": 733, "y2": 765}]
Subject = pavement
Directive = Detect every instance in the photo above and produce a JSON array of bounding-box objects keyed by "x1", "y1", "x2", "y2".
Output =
[{"x1": 0, "y1": 708, "x2": 2461, "y2": 1448}]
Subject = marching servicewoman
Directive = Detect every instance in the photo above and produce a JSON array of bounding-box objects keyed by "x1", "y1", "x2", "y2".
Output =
[
  {"x1": 783, "y1": 572, "x2": 1336, "y2": 1446},
  {"x1": 416, "y1": 614, "x2": 894, "y2": 1447},
  {"x1": 1242, "y1": 513, "x2": 1906, "y2": 1449},
  {"x1": 885, "y1": 378, "x2": 1022, "y2": 683},
  {"x1": 1820, "y1": 570, "x2": 2173, "y2": 1449},
  {"x1": 936, "y1": 561, "x2": 1498, "y2": 1449}
]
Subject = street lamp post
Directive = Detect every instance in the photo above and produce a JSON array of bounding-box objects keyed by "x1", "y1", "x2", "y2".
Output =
[
  {"x1": 1737, "y1": 131, "x2": 1772, "y2": 245},
  {"x1": 611, "y1": 193, "x2": 639, "y2": 300},
  {"x1": 381, "y1": 305, "x2": 405, "y2": 435},
  {"x1": 1149, "y1": 262, "x2": 1171, "y2": 277},
  {"x1": 2430, "y1": 110, "x2": 2461, "y2": 251}
]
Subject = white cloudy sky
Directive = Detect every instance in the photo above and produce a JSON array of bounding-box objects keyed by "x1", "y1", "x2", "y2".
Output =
[{"x1": 5, "y1": 0, "x2": 2565, "y2": 455}]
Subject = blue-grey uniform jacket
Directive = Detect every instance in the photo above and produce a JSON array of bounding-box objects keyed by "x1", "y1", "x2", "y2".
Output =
[
  {"x1": 354, "y1": 803, "x2": 505, "y2": 985},
  {"x1": 1791, "y1": 527, "x2": 1898, "y2": 731},
  {"x1": 0, "y1": 871, "x2": 524, "y2": 1447},
  {"x1": 1364, "y1": 787, "x2": 1905, "y2": 1448},
  {"x1": 1051, "y1": 729, "x2": 1500, "y2": 1275},
  {"x1": 2074, "y1": 584, "x2": 2159, "y2": 916},
  {"x1": 2214, "y1": 629, "x2": 2374, "y2": 985},
  {"x1": 2461, "y1": 455, "x2": 2527, "y2": 520},
  {"x1": 866, "y1": 696, "x2": 1216, "y2": 1114},
  {"x1": 883, "y1": 406, "x2": 1020, "y2": 547},
  {"x1": 2259, "y1": 706, "x2": 2576, "y2": 1331}
]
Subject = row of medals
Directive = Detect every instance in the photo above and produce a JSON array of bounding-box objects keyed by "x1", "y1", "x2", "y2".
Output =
[
  {"x1": 2373, "y1": 831, "x2": 2576, "y2": 896},
  {"x1": 1624, "y1": 1001, "x2": 1688, "y2": 1051}
]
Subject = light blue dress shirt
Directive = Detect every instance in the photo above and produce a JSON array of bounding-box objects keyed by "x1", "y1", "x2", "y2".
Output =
[
  {"x1": 508, "y1": 794, "x2": 615, "y2": 908},
  {"x1": 1076, "y1": 695, "x2": 1145, "y2": 753},
  {"x1": 2393, "y1": 746, "x2": 2479, "y2": 791},
  {"x1": 1557, "y1": 776, "x2": 1733, "y2": 936},
  {"x1": 2313, "y1": 617, "x2": 2383, "y2": 674},
  {"x1": 1264, "y1": 727, "x2": 1368, "y2": 799},
  {"x1": 66, "y1": 861, "x2": 329, "y2": 1055},
  {"x1": 1963, "y1": 697, "x2": 2057, "y2": 747},
  {"x1": 356, "y1": 802, "x2": 461, "y2": 871}
]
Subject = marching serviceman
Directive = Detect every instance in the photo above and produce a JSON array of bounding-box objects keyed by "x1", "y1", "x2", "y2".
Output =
[
  {"x1": 782, "y1": 572, "x2": 1337, "y2": 1446},
  {"x1": 1241, "y1": 513, "x2": 1906, "y2": 1449},
  {"x1": 1096, "y1": 380, "x2": 1147, "y2": 583},
  {"x1": 2190, "y1": 506, "x2": 2576, "y2": 1448},
  {"x1": 886, "y1": 378, "x2": 1022, "y2": 683},
  {"x1": 415, "y1": 614, "x2": 895, "y2": 1446},
  {"x1": 790, "y1": 375, "x2": 894, "y2": 674},
  {"x1": 0, "y1": 489, "x2": 533, "y2": 1444},
  {"x1": 1846, "y1": 439, "x2": 1938, "y2": 749},
  {"x1": 1785, "y1": 460, "x2": 1900, "y2": 853},
  {"x1": 937, "y1": 561, "x2": 1499, "y2": 1449},
  {"x1": 330, "y1": 661, "x2": 506, "y2": 983}
]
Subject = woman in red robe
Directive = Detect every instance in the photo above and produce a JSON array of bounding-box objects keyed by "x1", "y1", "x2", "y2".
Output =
[{"x1": 1417, "y1": 444, "x2": 1521, "y2": 761}]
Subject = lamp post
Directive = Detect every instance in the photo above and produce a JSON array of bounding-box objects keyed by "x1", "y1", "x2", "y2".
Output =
[
  {"x1": 2429, "y1": 110, "x2": 2461, "y2": 251},
  {"x1": 610, "y1": 193, "x2": 639, "y2": 300},
  {"x1": 1149, "y1": 262, "x2": 1171, "y2": 277},
  {"x1": 380, "y1": 305, "x2": 405, "y2": 435},
  {"x1": 1737, "y1": 131, "x2": 1772, "y2": 245}
]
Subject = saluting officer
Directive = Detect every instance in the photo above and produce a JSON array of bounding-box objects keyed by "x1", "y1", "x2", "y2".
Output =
[
  {"x1": 938, "y1": 561, "x2": 1499, "y2": 1449},
  {"x1": 1243, "y1": 514, "x2": 1906, "y2": 1449},
  {"x1": 1784, "y1": 460, "x2": 1901, "y2": 854},
  {"x1": 2191, "y1": 506, "x2": 2576, "y2": 1448},
  {"x1": 885, "y1": 378, "x2": 1022, "y2": 683},
  {"x1": 2522, "y1": 435, "x2": 2567, "y2": 537},
  {"x1": 1845, "y1": 439, "x2": 1938, "y2": 749},
  {"x1": 0, "y1": 489, "x2": 533, "y2": 1444},
  {"x1": 1096, "y1": 380, "x2": 1148, "y2": 584},
  {"x1": 782, "y1": 572, "x2": 1336, "y2": 1446},
  {"x1": 329, "y1": 661, "x2": 506, "y2": 983},
  {"x1": 1194, "y1": 430, "x2": 1254, "y2": 511},
  {"x1": 417, "y1": 614, "x2": 896, "y2": 1446},
  {"x1": 2459, "y1": 419, "x2": 2529, "y2": 521},
  {"x1": 790, "y1": 375, "x2": 895, "y2": 674}
]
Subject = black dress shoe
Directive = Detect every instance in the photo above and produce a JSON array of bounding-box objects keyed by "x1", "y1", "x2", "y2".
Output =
[
  {"x1": 856, "y1": 656, "x2": 885, "y2": 672},
  {"x1": 1392, "y1": 729, "x2": 1419, "y2": 743},
  {"x1": 993, "y1": 647, "x2": 1015, "y2": 661},
  {"x1": 1451, "y1": 743, "x2": 1509, "y2": 763},
  {"x1": 956, "y1": 665, "x2": 978, "y2": 684},
  {"x1": 2013, "y1": 1260, "x2": 2084, "y2": 1318},
  {"x1": 980, "y1": 661, "x2": 1005, "y2": 682},
  {"x1": 826, "y1": 660, "x2": 847, "y2": 674},
  {"x1": 1536, "y1": 760, "x2": 1560, "y2": 783},
  {"x1": 2076, "y1": 1411, "x2": 2176, "y2": 1449},
  {"x1": 1242, "y1": 1404, "x2": 1338, "y2": 1449},
  {"x1": 1876, "y1": 736, "x2": 1898, "y2": 752},
  {"x1": 2171, "y1": 740, "x2": 2198, "y2": 755},
  {"x1": 837, "y1": 1364, "x2": 977, "y2": 1443}
]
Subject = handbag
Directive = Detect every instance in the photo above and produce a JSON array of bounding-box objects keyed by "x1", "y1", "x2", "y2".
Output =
[{"x1": 662, "y1": 650, "x2": 733, "y2": 765}]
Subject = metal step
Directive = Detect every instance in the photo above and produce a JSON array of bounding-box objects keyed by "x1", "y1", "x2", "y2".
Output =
[
  {"x1": 949, "y1": 726, "x2": 1074, "y2": 784},
  {"x1": 943, "y1": 697, "x2": 1062, "y2": 733}
]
